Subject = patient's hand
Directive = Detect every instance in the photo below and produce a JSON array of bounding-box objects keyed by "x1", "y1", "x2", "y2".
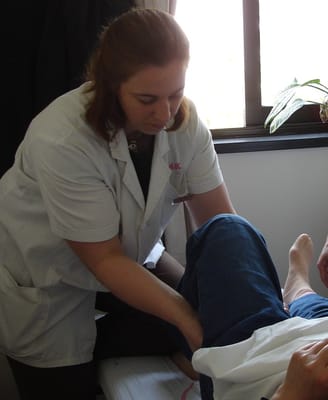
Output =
[{"x1": 271, "y1": 339, "x2": 328, "y2": 400}]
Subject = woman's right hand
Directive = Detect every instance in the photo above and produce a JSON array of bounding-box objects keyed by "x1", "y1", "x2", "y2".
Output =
[{"x1": 177, "y1": 303, "x2": 203, "y2": 352}]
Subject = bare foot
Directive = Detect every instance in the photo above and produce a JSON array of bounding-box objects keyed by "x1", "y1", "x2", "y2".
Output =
[{"x1": 283, "y1": 233, "x2": 315, "y2": 305}]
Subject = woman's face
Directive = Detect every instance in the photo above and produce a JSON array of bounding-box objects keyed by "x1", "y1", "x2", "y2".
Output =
[{"x1": 118, "y1": 60, "x2": 187, "y2": 135}]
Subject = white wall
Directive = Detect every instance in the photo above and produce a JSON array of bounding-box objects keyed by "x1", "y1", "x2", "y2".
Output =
[
  {"x1": 220, "y1": 146, "x2": 328, "y2": 296},
  {"x1": 1, "y1": 145, "x2": 328, "y2": 399}
]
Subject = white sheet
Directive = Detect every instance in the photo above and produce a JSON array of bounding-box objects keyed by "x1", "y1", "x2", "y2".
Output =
[{"x1": 98, "y1": 356, "x2": 201, "y2": 400}]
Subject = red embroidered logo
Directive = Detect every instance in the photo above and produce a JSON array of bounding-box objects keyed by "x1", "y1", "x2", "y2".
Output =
[{"x1": 169, "y1": 162, "x2": 181, "y2": 170}]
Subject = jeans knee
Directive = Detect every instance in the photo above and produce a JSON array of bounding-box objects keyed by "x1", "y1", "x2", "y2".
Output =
[
  {"x1": 203, "y1": 213, "x2": 250, "y2": 231},
  {"x1": 195, "y1": 213, "x2": 261, "y2": 247}
]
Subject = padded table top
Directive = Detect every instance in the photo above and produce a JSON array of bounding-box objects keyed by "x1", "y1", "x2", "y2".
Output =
[{"x1": 98, "y1": 356, "x2": 201, "y2": 400}]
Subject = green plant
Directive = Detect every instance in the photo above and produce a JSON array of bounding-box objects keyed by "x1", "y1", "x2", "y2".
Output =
[{"x1": 264, "y1": 78, "x2": 328, "y2": 133}]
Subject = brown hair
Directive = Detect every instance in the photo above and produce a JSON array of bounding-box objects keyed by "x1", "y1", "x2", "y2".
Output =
[{"x1": 85, "y1": 8, "x2": 190, "y2": 140}]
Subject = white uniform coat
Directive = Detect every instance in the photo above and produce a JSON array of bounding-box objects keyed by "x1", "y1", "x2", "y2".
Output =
[{"x1": 0, "y1": 83, "x2": 223, "y2": 367}]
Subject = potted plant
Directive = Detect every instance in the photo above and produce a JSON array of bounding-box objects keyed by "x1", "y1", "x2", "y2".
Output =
[{"x1": 264, "y1": 78, "x2": 328, "y2": 133}]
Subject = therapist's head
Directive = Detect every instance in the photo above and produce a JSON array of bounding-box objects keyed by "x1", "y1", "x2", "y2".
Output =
[{"x1": 85, "y1": 8, "x2": 190, "y2": 140}]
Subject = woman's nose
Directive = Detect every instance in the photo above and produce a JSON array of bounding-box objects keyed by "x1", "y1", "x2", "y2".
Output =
[{"x1": 154, "y1": 100, "x2": 171, "y2": 123}]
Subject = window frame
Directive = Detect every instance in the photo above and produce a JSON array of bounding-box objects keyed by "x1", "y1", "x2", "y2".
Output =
[{"x1": 211, "y1": 0, "x2": 328, "y2": 152}]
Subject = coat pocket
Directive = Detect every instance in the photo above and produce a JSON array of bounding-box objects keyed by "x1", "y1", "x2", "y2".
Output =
[{"x1": 0, "y1": 264, "x2": 48, "y2": 358}]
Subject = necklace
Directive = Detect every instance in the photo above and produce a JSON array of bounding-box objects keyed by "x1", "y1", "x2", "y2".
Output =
[
  {"x1": 127, "y1": 131, "x2": 142, "y2": 153},
  {"x1": 127, "y1": 139, "x2": 138, "y2": 153},
  {"x1": 127, "y1": 131, "x2": 154, "y2": 154}
]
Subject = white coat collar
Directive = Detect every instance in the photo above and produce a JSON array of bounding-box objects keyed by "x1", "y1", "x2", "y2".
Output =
[
  {"x1": 108, "y1": 130, "x2": 172, "y2": 220},
  {"x1": 144, "y1": 131, "x2": 171, "y2": 221},
  {"x1": 109, "y1": 130, "x2": 144, "y2": 209}
]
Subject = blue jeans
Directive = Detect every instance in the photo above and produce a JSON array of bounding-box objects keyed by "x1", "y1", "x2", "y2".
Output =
[{"x1": 177, "y1": 214, "x2": 328, "y2": 399}]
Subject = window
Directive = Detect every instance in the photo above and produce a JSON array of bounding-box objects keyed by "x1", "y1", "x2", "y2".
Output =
[
  {"x1": 175, "y1": 0, "x2": 328, "y2": 142},
  {"x1": 175, "y1": 1, "x2": 245, "y2": 130}
]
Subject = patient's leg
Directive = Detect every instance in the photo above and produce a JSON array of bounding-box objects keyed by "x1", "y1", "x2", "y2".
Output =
[
  {"x1": 178, "y1": 214, "x2": 289, "y2": 400},
  {"x1": 283, "y1": 233, "x2": 315, "y2": 305},
  {"x1": 179, "y1": 214, "x2": 289, "y2": 348}
]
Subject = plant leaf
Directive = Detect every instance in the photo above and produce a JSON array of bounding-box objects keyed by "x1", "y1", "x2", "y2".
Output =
[
  {"x1": 264, "y1": 89, "x2": 297, "y2": 127},
  {"x1": 300, "y1": 78, "x2": 321, "y2": 86},
  {"x1": 268, "y1": 98, "x2": 306, "y2": 133},
  {"x1": 264, "y1": 81, "x2": 301, "y2": 127}
]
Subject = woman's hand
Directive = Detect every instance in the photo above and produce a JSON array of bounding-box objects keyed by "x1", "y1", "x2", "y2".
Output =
[
  {"x1": 272, "y1": 339, "x2": 328, "y2": 400},
  {"x1": 176, "y1": 302, "x2": 203, "y2": 352}
]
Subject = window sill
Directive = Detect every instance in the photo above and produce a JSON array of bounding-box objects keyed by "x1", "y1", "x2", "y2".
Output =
[{"x1": 213, "y1": 132, "x2": 328, "y2": 154}]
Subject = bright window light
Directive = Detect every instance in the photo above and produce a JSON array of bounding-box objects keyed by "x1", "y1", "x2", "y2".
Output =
[
  {"x1": 175, "y1": 1, "x2": 245, "y2": 129},
  {"x1": 260, "y1": 0, "x2": 328, "y2": 105}
]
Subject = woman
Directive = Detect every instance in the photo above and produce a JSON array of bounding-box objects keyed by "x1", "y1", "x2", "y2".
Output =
[{"x1": 0, "y1": 8, "x2": 235, "y2": 400}]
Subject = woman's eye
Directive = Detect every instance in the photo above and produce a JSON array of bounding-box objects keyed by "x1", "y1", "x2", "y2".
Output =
[{"x1": 137, "y1": 96, "x2": 155, "y2": 105}]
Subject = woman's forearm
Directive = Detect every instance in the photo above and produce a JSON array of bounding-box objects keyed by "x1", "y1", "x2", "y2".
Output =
[
  {"x1": 93, "y1": 253, "x2": 202, "y2": 351},
  {"x1": 66, "y1": 237, "x2": 203, "y2": 350}
]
